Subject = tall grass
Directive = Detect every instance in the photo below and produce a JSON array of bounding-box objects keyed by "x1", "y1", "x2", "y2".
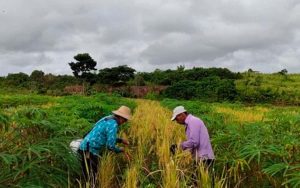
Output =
[
  {"x1": 120, "y1": 100, "x2": 225, "y2": 187},
  {"x1": 122, "y1": 163, "x2": 139, "y2": 188},
  {"x1": 98, "y1": 153, "x2": 117, "y2": 188}
]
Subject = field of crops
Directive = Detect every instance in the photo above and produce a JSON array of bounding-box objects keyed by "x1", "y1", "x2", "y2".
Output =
[
  {"x1": 161, "y1": 99, "x2": 300, "y2": 187},
  {"x1": 1, "y1": 93, "x2": 300, "y2": 187},
  {"x1": 0, "y1": 93, "x2": 135, "y2": 187}
]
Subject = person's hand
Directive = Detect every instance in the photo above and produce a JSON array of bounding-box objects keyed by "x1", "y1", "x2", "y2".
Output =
[
  {"x1": 122, "y1": 138, "x2": 129, "y2": 145},
  {"x1": 124, "y1": 152, "x2": 131, "y2": 161},
  {"x1": 119, "y1": 147, "x2": 125, "y2": 152}
]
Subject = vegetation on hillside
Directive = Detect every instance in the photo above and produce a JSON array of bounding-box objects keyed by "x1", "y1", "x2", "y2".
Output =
[{"x1": 2, "y1": 63, "x2": 299, "y2": 105}]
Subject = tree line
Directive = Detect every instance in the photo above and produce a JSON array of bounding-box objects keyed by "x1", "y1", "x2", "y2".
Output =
[{"x1": 0, "y1": 53, "x2": 297, "y2": 104}]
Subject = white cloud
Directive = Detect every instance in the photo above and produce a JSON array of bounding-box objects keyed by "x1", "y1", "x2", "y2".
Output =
[{"x1": 0, "y1": 0, "x2": 300, "y2": 76}]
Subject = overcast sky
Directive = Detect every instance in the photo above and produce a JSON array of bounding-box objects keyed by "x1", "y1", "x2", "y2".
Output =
[{"x1": 1, "y1": 0, "x2": 300, "y2": 76}]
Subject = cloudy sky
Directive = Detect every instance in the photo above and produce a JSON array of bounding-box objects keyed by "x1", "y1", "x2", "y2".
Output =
[{"x1": 1, "y1": 0, "x2": 300, "y2": 76}]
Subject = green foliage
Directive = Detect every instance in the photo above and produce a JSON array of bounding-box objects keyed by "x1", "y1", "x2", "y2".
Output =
[
  {"x1": 1, "y1": 67, "x2": 300, "y2": 104},
  {"x1": 144, "y1": 92, "x2": 161, "y2": 100},
  {"x1": 30, "y1": 70, "x2": 45, "y2": 82},
  {"x1": 164, "y1": 77, "x2": 237, "y2": 101},
  {"x1": 139, "y1": 67, "x2": 239, "y2": 85},
  {"x1": 0, "y1": 112, "x2": 9, "y2": 131},
  {"x1": 164, "y1": 80, "x2": 198, "y2": 100},
  {"x1": 98, "y1": 65, "x2": 136, "y2": 85},
  {"x1": 68, "y1": 53, "x2": 97, "y2": 86},
  {"x1": 0, "y1": 72, "x2": 80, "y2": 96},
  {"x1": 217, "y1": 79, "x2": 237, "y2": 100},
  {"x1": 278, "y1": 69, "x2": 288, "y2": 75},
  {"x1": 238, "y1": 87, "x2": 281, "y2": 103},
  {"x1": 0, "y1": 138, "x2": 80, "y2": 187},
  {"x1": 236, "y1": 72, "x2": 300, "y2": 104},
  {"x1": 6, "y1": 72, "x2": 30, "y2": 88},
  {"x1": 0, "y1": 94, "x2": 52, "y2": 108},
  {"x1": 0, "y1": 93, "x2": 136, "y2": 187},
  {"x1": 131, "y1": 73, "x2": 146, "y2": 86},
  {"x1": 69, "y1": 53, "x2": 97, "y2": 78}
]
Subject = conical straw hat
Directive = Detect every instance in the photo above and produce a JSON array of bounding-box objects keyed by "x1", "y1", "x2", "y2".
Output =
[{"x1": 112, "y1": 106, "x2": 132, "y2": 120}]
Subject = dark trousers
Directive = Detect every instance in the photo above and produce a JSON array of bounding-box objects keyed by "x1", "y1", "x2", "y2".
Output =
[
  {"x1": 78, "y1": 149, "x2": 100, "y2": 183},
  {"x1": 198, "y1": 159, "x2": 214, "y2": 169}
]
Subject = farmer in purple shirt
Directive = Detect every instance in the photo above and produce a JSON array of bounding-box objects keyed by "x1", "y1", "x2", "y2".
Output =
[{"x1": 171, "y1": 106, "x2": 215, "y2": 167}]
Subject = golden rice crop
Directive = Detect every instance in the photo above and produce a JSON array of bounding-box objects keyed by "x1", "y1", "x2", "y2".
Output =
[{"x1": 96, "y1": 99, "x2": 232, "y2": 187}]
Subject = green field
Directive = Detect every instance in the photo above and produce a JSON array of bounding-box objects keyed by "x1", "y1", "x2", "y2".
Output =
[
  {"x1": 1, "y1": 93, "x2": 300, "y2": 187},
  {"x1": 0, "y1": 93, "x2": 135, "y2": 187}
]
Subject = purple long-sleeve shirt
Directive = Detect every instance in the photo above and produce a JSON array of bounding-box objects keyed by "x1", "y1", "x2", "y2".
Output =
[{"x1": 180, "y1": 114, "x2": 215, "y2": 160}]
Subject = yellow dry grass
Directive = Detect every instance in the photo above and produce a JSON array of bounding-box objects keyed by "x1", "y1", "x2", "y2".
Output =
[
  {"x1": 126, "y1": 99, "x2": 188, "y2": 187},
  {"x1": 97, "y1": 99, "x2": 226, "y2": 187},
  {"x1": 215, "y1": 106, "x2": 269, "y2": 123},
  {"x1": 98, "y1": 153, "x2": 116, "y2": 188}
]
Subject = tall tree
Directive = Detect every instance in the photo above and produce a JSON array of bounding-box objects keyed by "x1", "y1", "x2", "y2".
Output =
[
  {"x1": 30, "y1": 70, "x2": 45, "y2": 82},
  {"x1": 278, "y1": 69, "x2": 288, "y2": 75},
  {"x1": 278, "y1": 68, "x2": 288, "y2": 81},
  {"x1": 68, "y1": 53, "x2": 97, "y2": 78},
  {"x1": 68, "y1": 53, "x2": 97, "y2": 87},
  {"x1": 98, "y1": 65, "x2": 135, "y2": 85},
  {"x1": 6, "y1": 72, "x2": 29, "y2": 87}
]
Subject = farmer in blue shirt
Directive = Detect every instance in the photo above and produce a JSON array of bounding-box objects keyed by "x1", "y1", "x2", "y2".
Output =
[{"x1": 79, "y1": 106, "x2": 132, "y2": 181}]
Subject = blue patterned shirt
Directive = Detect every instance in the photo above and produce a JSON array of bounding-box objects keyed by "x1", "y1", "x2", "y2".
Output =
[{"x1": 79, "y1": 115, "x2": 122, "y2": 155}]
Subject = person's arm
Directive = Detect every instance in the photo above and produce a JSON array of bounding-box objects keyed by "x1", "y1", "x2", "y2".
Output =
[
  {"x1": 106, "y1": 124, "x2": 123, "y2": 153},
  {"x1": 180, "y1": 120, "x2": 201, "y2": 150},
  {"x1": 117, "y1": 138, "x2": 130, "y2": 145}
]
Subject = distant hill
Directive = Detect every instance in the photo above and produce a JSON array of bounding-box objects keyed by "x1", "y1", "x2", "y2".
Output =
[{"x1": 236, "y1": 72, "x2": 300, "y2": 105}]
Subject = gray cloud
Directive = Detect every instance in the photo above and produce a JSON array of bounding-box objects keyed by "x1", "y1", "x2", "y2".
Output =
[{"x1": 0, "y1": 0, "x2": 300, "y2": 76}]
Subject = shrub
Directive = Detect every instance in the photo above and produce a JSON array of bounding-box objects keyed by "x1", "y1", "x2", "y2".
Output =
[
  {"x1": 164, "y1": 80, "x2": 198, "y2": 100},
  {"x1": 164, "y1": 77, "x2": 238, "y2": 101}
]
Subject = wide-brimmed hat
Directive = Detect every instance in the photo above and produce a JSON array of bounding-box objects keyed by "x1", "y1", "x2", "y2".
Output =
[
  {"x1": 112, "y1": 106, "x2": 132, "y2": 120},
  {"x1": 171, "y1": 106, "x2": 187, "y2": 121}
]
